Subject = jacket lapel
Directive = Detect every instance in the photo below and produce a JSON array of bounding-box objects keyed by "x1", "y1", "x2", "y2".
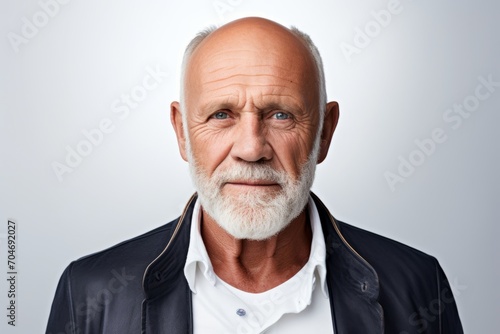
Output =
[
  {"x1": 141, "y1": 194, "x2": 197, "y2": 334},
  {"x1": 312, "y1": 193, "x2": 384, "y2": 333}
]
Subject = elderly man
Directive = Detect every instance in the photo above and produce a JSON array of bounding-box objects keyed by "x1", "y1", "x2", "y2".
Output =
[{"x1": 47, "y1": 17, "x2": 463, "y2": 333}]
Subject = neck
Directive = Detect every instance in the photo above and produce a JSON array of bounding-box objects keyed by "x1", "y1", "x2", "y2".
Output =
[{"x1": 201, "y1": 209, "x2": 312, "y2": 293}]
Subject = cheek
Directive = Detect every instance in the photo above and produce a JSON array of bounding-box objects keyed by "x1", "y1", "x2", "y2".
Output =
[
  {"x1": 268, "y1": 129, "x2": 316, "y2": 177},
  {"x1": 188, "y1": 125, "x2": 233, "y2": 175}
]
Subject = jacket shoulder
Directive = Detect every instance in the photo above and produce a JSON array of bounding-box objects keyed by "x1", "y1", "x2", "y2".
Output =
[
  {"x1": 335, "y1": 221, "x2": 463, "y2": 333},
  {"x1": 46, "y1": 219, "x2": 180, "y2": 334}
]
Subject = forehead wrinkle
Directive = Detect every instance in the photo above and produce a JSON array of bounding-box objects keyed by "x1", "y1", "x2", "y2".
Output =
[
  {"x1": 200, "y1": 73, "x2": 301, "y2": 86},
  {"x1": 198, "y1": 75, "x2": 304, "y2": 99},
  {"x1": 196, "y1": 78, "x2": 309, "y2": 109},
  {"x1": 199, "y1": 73, "x2": 306, "y2": 97},
  {"x1": 199, "y1": 82, "x2": 304, "y2": 99},
  {"x1": 194, "y1": 48, "x2": 306, "y2": 79},
  {"x1": 201, "y1": 83, "x2": 301, "y2": 95}
]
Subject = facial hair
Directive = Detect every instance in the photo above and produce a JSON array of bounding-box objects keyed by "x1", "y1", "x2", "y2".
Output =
[{"x1": 186, "y1": 141, "x2": 319, "y2": 241}]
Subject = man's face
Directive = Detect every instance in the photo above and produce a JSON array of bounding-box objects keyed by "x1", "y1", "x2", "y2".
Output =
[{"x1": 173, "y1": 20, "x2": 327, "y2": 240}]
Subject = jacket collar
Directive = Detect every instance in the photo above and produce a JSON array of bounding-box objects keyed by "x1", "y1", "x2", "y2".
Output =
[{"x1": 141, "y1": 193, "x2": 383, "y2": 333}]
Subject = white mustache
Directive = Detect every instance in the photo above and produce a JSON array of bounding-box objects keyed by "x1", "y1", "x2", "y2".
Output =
[{"x1": 212, "y1": 164, "x2": 288, "y2": 185}]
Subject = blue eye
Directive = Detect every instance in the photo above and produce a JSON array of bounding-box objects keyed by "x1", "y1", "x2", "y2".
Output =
[
  {"x1": 273, "y1": 112, "x2": 289, "y2": 120},
  {"x1": 213, "y1": 112, "x2": 229, "y2": 119}
]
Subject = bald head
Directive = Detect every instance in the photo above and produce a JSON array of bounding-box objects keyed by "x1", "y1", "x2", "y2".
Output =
[
  {"x1": 187, "y1": 17, "x2": 315, "y2": 67},
  {"x1": 180, "y1": 17, "x2": 326, "y2": 119}
]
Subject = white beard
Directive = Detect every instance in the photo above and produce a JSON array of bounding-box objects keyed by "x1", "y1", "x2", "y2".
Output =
[{"x1": 186, "y1": 141, "x2": 319, "y2": 241}]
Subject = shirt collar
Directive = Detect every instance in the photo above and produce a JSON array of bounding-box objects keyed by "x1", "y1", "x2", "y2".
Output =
[{"x1": 183, "y1": 195, "x2": 328, "y2": 297}]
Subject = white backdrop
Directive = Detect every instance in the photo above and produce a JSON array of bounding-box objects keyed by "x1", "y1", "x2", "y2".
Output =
[{"x1": 1, "y1": 0, "x2": 498, "y2": 332}]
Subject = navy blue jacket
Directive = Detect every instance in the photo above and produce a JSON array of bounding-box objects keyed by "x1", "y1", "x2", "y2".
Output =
[{"x1": 46, "y1": 193, "x2": 463, "y2": 333}]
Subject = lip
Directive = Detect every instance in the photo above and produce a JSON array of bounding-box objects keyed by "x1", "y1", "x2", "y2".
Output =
[{"x1": 224, "y1": 180, "x2": 279, "y2": 187}]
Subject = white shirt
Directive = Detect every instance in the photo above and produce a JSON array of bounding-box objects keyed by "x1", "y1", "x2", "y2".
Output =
[{"x1": 183, "y1": 197, "x2": 334, "y2": 334}]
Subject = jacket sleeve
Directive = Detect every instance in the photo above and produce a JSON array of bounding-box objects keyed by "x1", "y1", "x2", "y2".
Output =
[
  {"x1": 46, "y1": 264, "x2": 79, "y2": 334},
  {"x1": 436, "y1": 260, "x2": 464, "y2": 333}
]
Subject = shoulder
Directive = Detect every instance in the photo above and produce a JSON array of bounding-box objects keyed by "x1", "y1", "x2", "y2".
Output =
[{"x1": 47, "y1": 219, "x2": 181, "y2": 332}]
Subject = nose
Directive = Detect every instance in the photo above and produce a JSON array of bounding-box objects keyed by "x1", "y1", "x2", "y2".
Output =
[{"x1": 230, "y1": 114, "x2": 273, "y2": 162}]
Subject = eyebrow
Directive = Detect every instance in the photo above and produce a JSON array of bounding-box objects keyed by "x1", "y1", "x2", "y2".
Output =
[{"x1": 199, "y1": 98, "x2": 304, "y2": 115}]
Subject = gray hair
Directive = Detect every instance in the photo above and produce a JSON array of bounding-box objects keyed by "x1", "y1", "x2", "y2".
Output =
[{"x1": 179, "y1": 26, "x2": 217, "y2": 112}]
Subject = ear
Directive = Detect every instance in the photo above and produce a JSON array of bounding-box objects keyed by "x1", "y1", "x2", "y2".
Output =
[
  {"x1": 317, "y1": 101, "x2": 340, "y2": 164},
  {"x1": 170, "y1": 101, "x2": 188, "y2": 162}
]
